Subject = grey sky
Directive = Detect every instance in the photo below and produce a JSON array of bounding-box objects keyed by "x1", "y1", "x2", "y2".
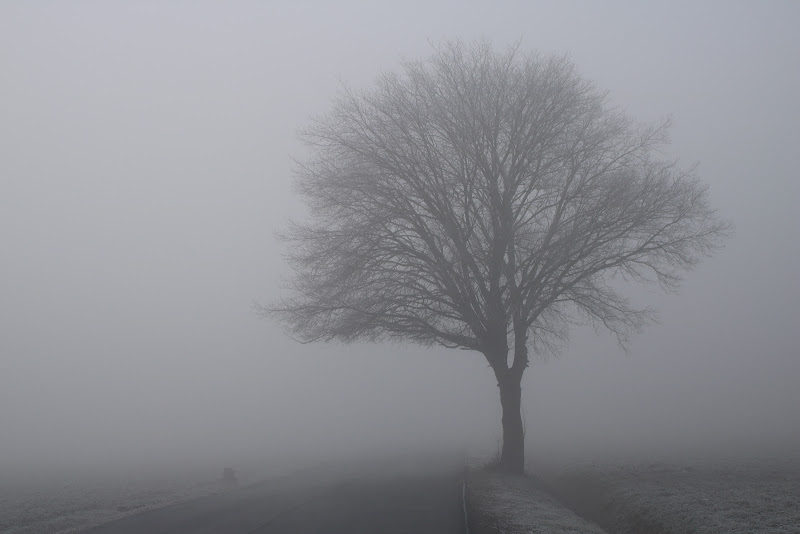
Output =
[{"x1": 1, "y1": 1, "x2": 798, "y2": 476}]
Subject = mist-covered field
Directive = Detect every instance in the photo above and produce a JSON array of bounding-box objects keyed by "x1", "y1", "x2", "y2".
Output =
[
  {"x1": 464, "y1": 452, "x2": 800, "y2": 533},
  {"x1": 0, "y1": 461, "x2": 297, "y2": 534},
  {"x1": 535, "y1": 461, "x2": 800, "y2": 534},
  {"x1": 0, "y1": 474, "x2": 219, "y2": 534},
  {"x1": 0, "y1": 461, "x2": 293, "y2": 534}
]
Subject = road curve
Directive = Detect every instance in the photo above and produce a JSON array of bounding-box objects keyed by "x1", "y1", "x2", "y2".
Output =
[{"x1": 83, "y1": 455, "x2": 466, "y2": 534}]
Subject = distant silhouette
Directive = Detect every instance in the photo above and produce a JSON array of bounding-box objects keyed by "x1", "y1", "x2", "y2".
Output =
[{"x1": 221, "y1": 467, "x2": 238, "y2": 487}]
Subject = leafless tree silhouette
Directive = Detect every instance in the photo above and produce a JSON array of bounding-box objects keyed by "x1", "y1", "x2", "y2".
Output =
[{"x1": 265, "y1": 41, "x2": 730, "y2": 473}]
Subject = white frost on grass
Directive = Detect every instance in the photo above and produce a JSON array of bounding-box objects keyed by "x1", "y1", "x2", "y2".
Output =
[
  {"x1": 0, "y1": 476, "x2": 238, "y2": 534},
  {"x1": 469, "y1": 470, "x2": 607, "y2": 534},
  {"x1": 542, "y1": 461, "x2": 800, "y2": 534}
]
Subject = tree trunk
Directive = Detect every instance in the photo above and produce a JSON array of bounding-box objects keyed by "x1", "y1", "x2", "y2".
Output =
[{"x1": 498, "y1": 371, "x2": 525, "y2": 474}]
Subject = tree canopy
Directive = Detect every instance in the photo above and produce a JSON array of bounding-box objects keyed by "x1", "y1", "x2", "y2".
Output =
[{"x1": 272, "y1": 42, "x2": 727, "y2": 355}]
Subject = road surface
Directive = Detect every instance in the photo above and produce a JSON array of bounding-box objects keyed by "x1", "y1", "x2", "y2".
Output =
[{"x1": 84, "y1": 455, "x2": 466, "y2": 533}]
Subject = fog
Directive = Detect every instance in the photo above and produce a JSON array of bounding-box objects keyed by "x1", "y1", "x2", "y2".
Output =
[{"x1": 2, "y1": 1, "x2": 799, "y2": 483}]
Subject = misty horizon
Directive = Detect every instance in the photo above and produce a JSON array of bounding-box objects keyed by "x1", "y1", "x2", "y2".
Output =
[{"x1": 2, "y1": 1, "x2": 799, "y2": 487}]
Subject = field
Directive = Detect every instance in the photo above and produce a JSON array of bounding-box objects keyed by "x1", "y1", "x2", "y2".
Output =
[
  {"x1": 0, "y1": 473, "x2": 241, "y2": 534},
  {"x1": 467, "y1": 456, "x2": 800, "y2": 533},
  {"x1": 536, "y1": 460, "x2": 800, "y2": 534}
]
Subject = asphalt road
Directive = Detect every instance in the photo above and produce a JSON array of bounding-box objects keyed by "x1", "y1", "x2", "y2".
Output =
[{"x1": 84, "y1": 455, "x2": 466, "y2": 534}]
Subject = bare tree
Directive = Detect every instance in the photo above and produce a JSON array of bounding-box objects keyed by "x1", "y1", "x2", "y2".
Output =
[{"x1": 266, "y1": 41, "x2": 730, "y2": 473}]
